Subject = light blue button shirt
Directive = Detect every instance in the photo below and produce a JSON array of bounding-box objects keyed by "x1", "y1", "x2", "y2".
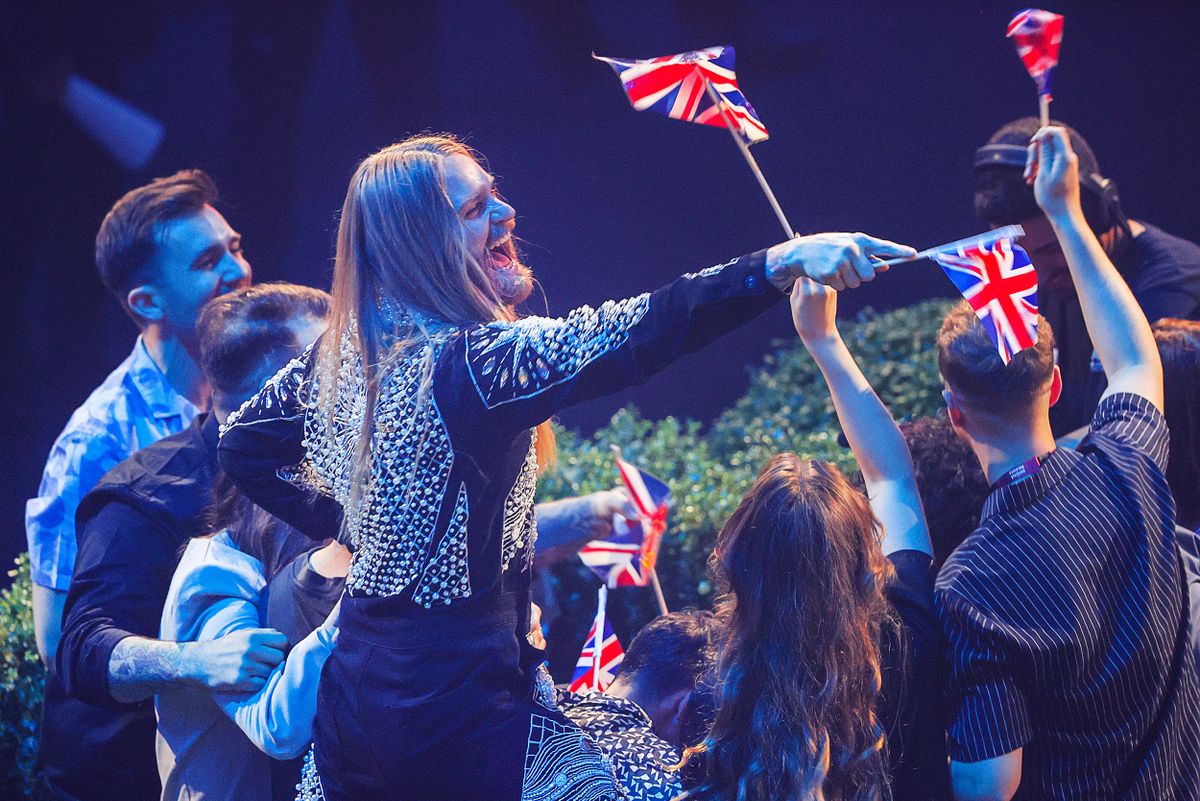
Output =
[{"x1": 25, "y1": 338, "x2": 199, "y2": 590}]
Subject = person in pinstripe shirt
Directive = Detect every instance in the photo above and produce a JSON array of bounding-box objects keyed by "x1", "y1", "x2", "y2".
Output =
[{"x1": 935, "y1": 126, "x2": 1199, "y2": 801}]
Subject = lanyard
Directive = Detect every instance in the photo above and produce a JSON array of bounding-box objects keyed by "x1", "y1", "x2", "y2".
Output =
[{"x1": 992, "y1": 451, "x2": 1054, "y2": 490}]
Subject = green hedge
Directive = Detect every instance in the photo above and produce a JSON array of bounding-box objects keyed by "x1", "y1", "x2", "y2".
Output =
[
  {"x1": 0, "y1": 298, "x2": 954, "y2": 796},
  {"x1": 1, "y1": 554, "x2": 44, "y2": 800}
]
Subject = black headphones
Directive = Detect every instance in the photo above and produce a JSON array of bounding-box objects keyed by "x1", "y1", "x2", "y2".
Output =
[{"x1": 973, "y1": 143, "x2": 1126, "y2": 234}]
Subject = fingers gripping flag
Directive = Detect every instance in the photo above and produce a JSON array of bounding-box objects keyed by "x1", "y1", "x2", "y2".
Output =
[
  {"x1": 594, "y1": 46, "x2": 768, "y2": 143},
  {"x1": 1007, "y1": 9, "x2": 1064, "y2": 98},
  {"x1": 570, "y1": 587, "x2": 625, "y2": 693},
  {"x1": 933, "y1": 238, "x2": 1039, "y2": 364},
  {"x1": 578, "y1": 450, "x2": 672, "y2": 588}
]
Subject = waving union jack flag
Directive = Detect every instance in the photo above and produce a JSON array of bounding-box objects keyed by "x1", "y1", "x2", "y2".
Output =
[
  {"x1": 933, "y1": 238, "x2": 1039, "y2": 364},
  {"x1": 594, "y1": 46, "x2": 768, "y2": 143},
  {"x1": 569, "y1": 588, "x2": 625, "y2": 692},
  {"x1": 1007, "y1": 9, "x2": 1064, "y2": 98},
  {"x1": 578, "y1": 450, "x2": 672, "y2": 588}
]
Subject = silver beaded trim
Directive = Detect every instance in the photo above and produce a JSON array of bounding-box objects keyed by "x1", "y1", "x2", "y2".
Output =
[{"x1": 465, "y1": 295, "x2": 651, "y2": 409}]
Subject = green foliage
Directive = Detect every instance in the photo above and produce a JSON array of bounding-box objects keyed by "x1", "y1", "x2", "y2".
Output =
[
  {"x1": 0, "y1": 554, "x2": 45, "y2": 800},
  {"x1": 0, "y1": 298, "x2": 954, "y2": 792}
]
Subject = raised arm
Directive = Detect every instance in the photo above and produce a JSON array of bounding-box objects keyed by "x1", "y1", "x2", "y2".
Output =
[
  {"x1": 1028, "y1": 126, "x2": 1163, "y2": 410},
  {"x1": 457, "y1": 234, "x2": 915, "y2": 433},
  {"x1": 790, "y1": 278, "x2": 932, "y2": 557}
]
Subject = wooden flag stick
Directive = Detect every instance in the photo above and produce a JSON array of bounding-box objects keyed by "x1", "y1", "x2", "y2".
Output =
[
  {"x1": 649, "y1": 568, "x2": 669, "y2": 616},
  {"x1": 702, "y1": 80, "x2": 795, "y2": 239},
  {"x1": 1039, "y1": 94, "x2": 1051, "y2": 128},
  {"x1": 873, "y1": 224, "x2": 1027, "y2": 269}
]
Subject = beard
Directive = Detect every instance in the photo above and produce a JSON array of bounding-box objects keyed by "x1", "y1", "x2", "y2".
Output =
[{"x1": 487, "y1": 239, "x2": 534, "y2": 306}]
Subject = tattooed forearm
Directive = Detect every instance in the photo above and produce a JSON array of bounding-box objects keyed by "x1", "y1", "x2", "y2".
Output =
[{"x1": 108, "y1": 636, "x2": 186, "y2": 703}]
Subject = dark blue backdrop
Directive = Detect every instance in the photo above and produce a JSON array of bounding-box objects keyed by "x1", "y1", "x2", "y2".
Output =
[{"x1": 4, "y1": 1, "x2": 1199, "y2": 569}]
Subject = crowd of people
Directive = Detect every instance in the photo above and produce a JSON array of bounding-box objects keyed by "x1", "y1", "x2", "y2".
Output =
[{"x1": 22, "y1": 119, "x2": 1200, "y2": 801}]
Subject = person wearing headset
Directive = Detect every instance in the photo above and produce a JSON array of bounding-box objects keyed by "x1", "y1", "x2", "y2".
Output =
[{"x1": 974, "y1": 117, "x2": 1200, "y2": 435}]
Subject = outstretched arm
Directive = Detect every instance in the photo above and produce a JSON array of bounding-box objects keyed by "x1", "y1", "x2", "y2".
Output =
[
  {"x1": 790, "y1": 278, "x2": 932, "y2": 557},
  {"x1": 1028, "y1": 126, "x2": 1163, "y2": 410},
  {"x1": 458, "y1": 234, "x2": 915, "y2": 434}
]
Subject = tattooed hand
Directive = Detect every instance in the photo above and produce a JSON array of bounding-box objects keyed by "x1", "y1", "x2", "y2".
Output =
[{"x1": 108, "y1": 628, "x2": 289, "y2": 703}]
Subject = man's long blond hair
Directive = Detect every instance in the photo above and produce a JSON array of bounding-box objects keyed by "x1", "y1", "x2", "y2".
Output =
[{"x1": 316, "y1": 135, "x2": 554, "y2": 540}]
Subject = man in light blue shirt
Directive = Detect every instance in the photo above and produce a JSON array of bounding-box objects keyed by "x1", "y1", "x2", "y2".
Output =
[{"x1": 26, "y1": 169, "x2": 251, "y2": 666}]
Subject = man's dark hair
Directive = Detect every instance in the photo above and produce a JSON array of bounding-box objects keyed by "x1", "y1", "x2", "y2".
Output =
[
  {"x1": 974, "y1": 117, "x2": 1109, "y2": 234},
  {"x1": 198, "y1": 282, "x2": 330, "y2": 412},
  {"x1": 901, "y1": 414, "x2": 989, "y2": 565},
  {"x1": 937, "y1": 300, "x2": 1055, "y2": 415},
  {"x1": 619, "y1": 610, "x2": 722, "y2": 700},
  {"x1": 95, "y1": 169, "x2": 218, "y2": 319},
  {"x1": 1153, "y1": 319, "x2": 1200, "y2": 530}
]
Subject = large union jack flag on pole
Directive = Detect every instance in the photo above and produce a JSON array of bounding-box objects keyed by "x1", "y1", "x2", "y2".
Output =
[
  {"x1": 578, "y1": 449, "x2": 672, "y2": 588},
  {"x1": 1007, "y1": 9, "x2": 1064, "y2": 98},
  {"x1": 593, "y1": 46, "x2": 768, "y2": 143},
  {"x1": 569, "y1": 586, "x2": 625, "y2": 692},
  {"x1": 933, "y1": 238, "x2": 1039, "y2": 364}
]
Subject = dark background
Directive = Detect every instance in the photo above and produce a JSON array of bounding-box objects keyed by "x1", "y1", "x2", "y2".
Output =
[{"x1": 3, "y1": 1, "x2": 1199, "y2": 571}]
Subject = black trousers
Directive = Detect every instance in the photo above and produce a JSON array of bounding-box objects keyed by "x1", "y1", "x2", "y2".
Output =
[{"x1": 311, "y1": 592, "x2": 620, "y2": 801}]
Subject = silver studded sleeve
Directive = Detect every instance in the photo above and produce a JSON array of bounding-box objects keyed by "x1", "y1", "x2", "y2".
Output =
[
  {"x1": 217, "y1": 345, "x2": 344, "y2": 543},
  {"x1": 461, "y1": 249, "x2": 779, "y2": 431}
]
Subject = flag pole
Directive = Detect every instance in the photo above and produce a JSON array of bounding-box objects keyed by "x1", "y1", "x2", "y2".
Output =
[
  {"x1": 1039, "y1": 94, "x2": 1051, "y2": 128},
  {"x1": 649, "y1": 568, "x2": 669, "y2": 616},
  {"x1": 592, "y1": 584, "x2": 607, "y2": 692},
  {"x1": 873, "y1": 225, "x2": 1027, "y2": 269},
  {"x1": 702, "y1": 80, "x2": 795, "y2": 239}
]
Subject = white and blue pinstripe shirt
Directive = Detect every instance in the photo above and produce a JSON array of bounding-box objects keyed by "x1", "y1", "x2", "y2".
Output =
[{"x1": 936, "y1": 393, "x2": 1199, "y2": 800}]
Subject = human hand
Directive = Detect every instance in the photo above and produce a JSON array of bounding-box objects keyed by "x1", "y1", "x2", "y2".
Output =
[
  {"x1": 1025, "y1": 126, "x2": 1082, "y2": 223},
  {"x1": 588, "y1": 487, "x2": 639, "y2": 528},
  {"x1": 528, "y1": 603, "x2": 547, "y2": 650},
  {"x1": 790, "y1": 277, "x2": 839, "y2": 345},
  {"x1": 180, "y1": 628, "x2": 289, "y2": 693},
  {"x1": 766, "y1": 232, "x2": 915, "y2": 292}
]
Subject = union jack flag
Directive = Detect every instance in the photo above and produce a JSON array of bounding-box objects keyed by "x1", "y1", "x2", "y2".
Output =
[
  {"x1": 933, "y1": 238, "x2": 1039, "y2": 364},
  {"x1": 578, "y1": 450, "x2": 672, "y2": 588},
  {"x1": 569, "y1": 589, "x2": 625, "y2": 692},
  {"x1": 1007, "y1": 9, "x2": 1064, "y2": 98},
  {"x1": 594, "y1": 46, "x2": 768, "y2": 143}
]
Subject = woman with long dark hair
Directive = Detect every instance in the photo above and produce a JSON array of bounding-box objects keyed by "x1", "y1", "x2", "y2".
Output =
[
  {"x1": 217, "y1": 134, "x2": 913, "y2": 800},
  {"x1": 681, "y1": 278, "x2": 949, "y2": 801}
]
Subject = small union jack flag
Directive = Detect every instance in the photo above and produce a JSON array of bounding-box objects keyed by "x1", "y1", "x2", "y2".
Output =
[
  {"x1": 578, "y1": 450, "x2": 672, "y2": 588},
  {"x1": 933, "y1": 238, "x2": 1039, "y2": 364},
  {"x1": 569, "y1": 588, "x2": 625, "y2": 692},
  {"x1": 1007, "y1": 9, "x2": 1064, "y2": 98},
  {"x1": 594, "y1": 46, "x2": 768, "y2": 143}
]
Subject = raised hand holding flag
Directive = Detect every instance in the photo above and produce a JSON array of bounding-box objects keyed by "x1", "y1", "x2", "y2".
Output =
[{"x1": 1007, "y1": 9, "x2": 1064, "y2": 126}]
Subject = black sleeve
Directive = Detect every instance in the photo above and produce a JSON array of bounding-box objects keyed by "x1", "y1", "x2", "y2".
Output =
[
  {"x1": 450, "y1": 250, "x2": 782, "y2": 432},
  {"x1": 217, "y1": 349, "x2": 344, "y2": 540},
  {"x1": 55, "y1": 502, "x2": 180, "y2": 707},
  {"x1": 880, "y1": 550, "x2": 952, "y2": 799}
]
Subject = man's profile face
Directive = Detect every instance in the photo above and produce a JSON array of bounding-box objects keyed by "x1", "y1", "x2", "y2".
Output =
[{"x1": 151, "y1": 205, "x2": 252, "y2": 343}]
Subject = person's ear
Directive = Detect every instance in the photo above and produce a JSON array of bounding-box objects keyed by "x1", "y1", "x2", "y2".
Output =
[
  {"x1": 944, "y1": 388, "x2": 968, "y2": 430},
  {"x1": 126, "y1": 284, "x2": 164, "y2": 325},
  {"x1": 661, "y1": 688, "x2": 693, "y2": 749},
  {"x1": 1048, "y1": 365, "x2": 1062, "y2": 407}
]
